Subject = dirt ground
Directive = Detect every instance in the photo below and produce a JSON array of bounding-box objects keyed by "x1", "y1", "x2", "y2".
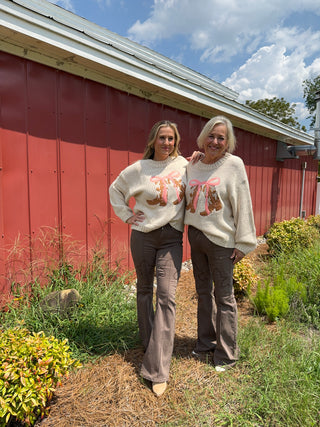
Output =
[{"x1": 38, "y1": 244, "x2": 268, "y2": 427}]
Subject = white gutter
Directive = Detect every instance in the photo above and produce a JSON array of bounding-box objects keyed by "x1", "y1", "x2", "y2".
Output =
[{"x1": 0, "y1": 0, "x2": 315, "y2": 146}]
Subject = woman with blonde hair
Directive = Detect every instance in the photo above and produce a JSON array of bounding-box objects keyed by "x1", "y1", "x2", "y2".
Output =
[
  {"x1": 185, "y1": 115, "x2": 257, "y2": 371},
  {"x1": 109, "y1": 120, "x2": 187, "y2": 396}
]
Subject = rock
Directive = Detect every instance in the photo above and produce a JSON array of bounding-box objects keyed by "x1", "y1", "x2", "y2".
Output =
[{"x1": 40, "y1": 288, "x2": 81, "y2": 315}]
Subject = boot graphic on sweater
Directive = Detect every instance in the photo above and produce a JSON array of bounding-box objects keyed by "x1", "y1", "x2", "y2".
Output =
[
  {"x1": 186, "y1": 178, "x2": 222, "y2": 216},
  {"x1": 147, "y1": 172, "x2": 186, "y2": 206}
]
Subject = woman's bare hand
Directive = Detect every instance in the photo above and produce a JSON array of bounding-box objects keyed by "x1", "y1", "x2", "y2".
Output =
[
  {"x1": 126, "y1": 211, "x2": 145, "y2": 226},
  {"x1": 230, "y1": 249, "x2": 245, "y2": 265},
  {"x1": 186, "y1": 151, "x2": 204, "y2": 164}
]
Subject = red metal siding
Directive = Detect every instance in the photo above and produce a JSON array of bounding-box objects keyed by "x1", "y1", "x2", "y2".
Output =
[
  {"x1": 0, "y1": 51, "x2": 318, "y2": 297},
  {"x1": 235, "y1": 128, "x2": 318, "y2": 227},
  {"x1": 27, "y1": 62, "x2": 60, "y2": 254},
  {"x1": 0, "y1": 55, "x2": 31, "y2": 290},
  {"x1": 59, "y1": 73, "x2": 87, "y2": 262},
  {"x1": 85, "y1": 81, "x2": 109, "y2": 256},
  {"x1": 108, "y1": 90, "x2": 130, "y2": 268}
]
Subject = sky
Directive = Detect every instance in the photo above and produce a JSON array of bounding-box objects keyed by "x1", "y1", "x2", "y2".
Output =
[{"x1": 48, "y1": 0, "x2": 320, "y2": 131}]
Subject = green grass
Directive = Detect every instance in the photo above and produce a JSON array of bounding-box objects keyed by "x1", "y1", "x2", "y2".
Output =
[
  {"x1": 1, "y1": 261, "x2": 139, "y2": 362},
  {"x1": 226, "y1": 318, "x2": 320, "y2": 426},
  {"x1": 166, "y1": 317, "x2": 320, "y2": 427},
  {"x1": 1, "y1": 240, "x2": 320, "y2": 426}
]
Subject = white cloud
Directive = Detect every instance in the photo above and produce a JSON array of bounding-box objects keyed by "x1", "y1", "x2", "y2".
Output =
[
  {"x1": 294, "y1": 102, "x2": 309, "y2": 121},
  {"x1": 128, "y1": 0, "x2": 320, "y2": 61},
  {"x1": 307, "y1": 58, "x2": 320, "y2": 77},
  {"x1": 46, "y1": 0, "x2": 320, "y2": 126},
  {"x1": 269, "y1": 26, "x2": 320, "y2": 59},
  {"x1": 223, "y1": 43, "x2": 307, "y2": 101},
  {"x1": 223, "y1": 26, "x2": 320, "y2": 103},
  {"x1": 47, "y1": 0, "x2": 75, "y2": 12},
  {"x1": 127, "y1": 0, "x2": 320, "y2": 126}
]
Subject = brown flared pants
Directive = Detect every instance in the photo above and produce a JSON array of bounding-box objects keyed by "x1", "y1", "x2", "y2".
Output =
[
  {"x1": 188, "y1": 226, "x2": 239, "y2": 366},
  {"x1": 130, "y1": 224, "x2": 183, "y2": 383}
]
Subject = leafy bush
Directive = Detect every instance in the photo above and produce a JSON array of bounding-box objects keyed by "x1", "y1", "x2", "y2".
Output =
[
  {"x1": 0, "y1": 327, "x2": 81, "y2": 426},
  {"x1": 233, "y1": 258, "x2": 258, "y2": 298},
  {"x1": 266, "y1": 217, "x2": 318, "y2": 256},
  {"x1": 306, "y1": 214, "x2": 320, "y2": 231},
  {"x1": 260, "y1": 241, "x2": 320, "y2": 328}
]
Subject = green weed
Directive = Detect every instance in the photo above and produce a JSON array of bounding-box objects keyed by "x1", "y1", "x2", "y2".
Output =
[
  {"x1": 206, "y1": 318, "x2": 320, "y2": 426},
  {"x1": 1, "y1": 260, "x2": 139, "y2": 363},
  {"x1": 258, "y1": 242, "x2": 320, "y2": 328}
]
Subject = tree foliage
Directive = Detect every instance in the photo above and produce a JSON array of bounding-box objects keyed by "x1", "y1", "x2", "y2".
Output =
[
  {"x1": 303, "y1": 75, "x2": 320, "y2": 128},
  {"x1": 245, "y1": 97, "x2": 306, "y2": 131}
]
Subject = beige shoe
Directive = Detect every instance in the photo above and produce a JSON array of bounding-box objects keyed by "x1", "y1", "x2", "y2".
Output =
[{"x1": 152, "y1": 381, "x2": 167, "y2": 397}]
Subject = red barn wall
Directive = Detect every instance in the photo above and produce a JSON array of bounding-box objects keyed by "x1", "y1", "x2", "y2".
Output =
[{"x1": 0, "y1": 51, "x2": 318, "y2": 296}]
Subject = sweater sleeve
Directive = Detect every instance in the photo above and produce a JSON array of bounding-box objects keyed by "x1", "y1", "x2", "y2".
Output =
[
  {"x1": 109, "y1": 173, "x2": 134, "y2": 224},
  {"x1": 229, "y1": 162, "x2": 257, "y2": 255}
]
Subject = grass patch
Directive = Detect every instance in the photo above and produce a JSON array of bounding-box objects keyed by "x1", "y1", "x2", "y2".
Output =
[
  {"x1": 164, "y1": 318, "x2": 320, "y2": 427},
  {"x1": 257, "y1": 242, "x2": 320, "y2": 328},
  {"x1": 1, "y1": 233, "x2": 320, "y2": 426},
  {"x1": 1, "y1": 261, "x2": 139, "y2": 362},
  {"x1": 221, "y1": 319, "x2": 320, "y2": 426}
]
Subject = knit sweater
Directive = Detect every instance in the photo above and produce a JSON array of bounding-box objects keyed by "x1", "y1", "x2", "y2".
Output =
[
  {"x1": 184, "y1": 153, "x2": 257, "y2": 255},
  {"x1": 109, "y1": 155, "x2": 188, "y2": 233}
]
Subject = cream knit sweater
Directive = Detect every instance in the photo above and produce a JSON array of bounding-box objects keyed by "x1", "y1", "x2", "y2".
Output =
[
  {"x1": 109, "y1": 155, "x2": 188, "y2": 233},
  {"x1": 184, "y1": 153, "x2": 257, "y2": 255}
]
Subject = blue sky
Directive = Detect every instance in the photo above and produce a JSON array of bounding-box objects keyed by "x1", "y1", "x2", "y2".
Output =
[{"x1": 49, "y1": 0, "x2": 320, "y2": 130}]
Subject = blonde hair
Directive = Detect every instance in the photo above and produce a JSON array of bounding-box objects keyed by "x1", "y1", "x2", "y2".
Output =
[
  {"x1": 143, "y1": 120, "x2": 181, "y2": 160},
  {"x1": 197, "y1": 115, "x2": 236, "y2": 153}
]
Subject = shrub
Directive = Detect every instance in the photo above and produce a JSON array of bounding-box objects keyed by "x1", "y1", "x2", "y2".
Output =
[
  {"x1": 306, "y1": 214, "x2": 320, "y2": 231},
  {"x1": 0, "y1": 327, "x2": 81, "y2": 426},
  {"x1": 260, "y1": 242, "x2": 320, "y2": 328},
  {"x1": 266, "y1": 217, "x2": 318, "y2": 256},
  {"x1": 253, "y1": 280, "x2": 289, "y2": 322},
  {"x1": 252, "y1": 274, "x2": 307, "y2": 323},
  {"x1": 233, "y1": 258, "x2": 258, "y2": 298}
]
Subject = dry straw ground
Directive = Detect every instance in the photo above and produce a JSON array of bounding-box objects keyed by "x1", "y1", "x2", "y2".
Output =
[{"x1": 38, "y1": 245, "x2": 267, "y2": 427}]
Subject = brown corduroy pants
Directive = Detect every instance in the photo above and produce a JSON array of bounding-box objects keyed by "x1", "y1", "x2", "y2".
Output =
[
  {"x1": 188, "y1": 226, "x2": 239, "y2": 366},
  {"x1": 130, "y1": 224, "x2": 183, "y2": 383}
]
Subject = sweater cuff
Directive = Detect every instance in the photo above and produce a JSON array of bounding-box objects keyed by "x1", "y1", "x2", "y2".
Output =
[{"x1": 123, "y1": 213, "x2": 134, "y2": 224}]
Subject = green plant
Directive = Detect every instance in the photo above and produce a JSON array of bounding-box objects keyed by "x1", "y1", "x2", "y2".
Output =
[
  {"x1": 229, "y1": 319, "x2": 320, "y2": 426},
  {"x1": 252, "y1": 273, "x2": 307, "y2": 322},
  {"x1": 233, "y1": 257, "x2": 258, "y2": 298},
  {"x1": 48, "y1": 262, "x2": 79, "y2": 290},
  {"x1": 266, "y1": 217, "x2": 318, "y2": 257},
  {"x1": 306, "y1": 214, "x2": 320, "y2": 231},
  {"x1": 253, "y1": 280, "x2": 289, "y2": 322},
  {"x1": 0, "y1": 327, "x2": 81, "y2": 426},
  {"x1": 258, "y1": 241, "x2": 320, "y2": 328},
  {"x1": 1, "y1": 257, "x2": 139, "y2": 362}
]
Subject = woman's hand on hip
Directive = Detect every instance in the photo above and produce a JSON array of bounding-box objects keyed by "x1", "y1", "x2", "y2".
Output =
[
  {"x1": 126, "y1": 211, "x2": 145, "y2": 226},
  {"x1": 230, "y1": 249, "x2": 245, "y2": 264}
]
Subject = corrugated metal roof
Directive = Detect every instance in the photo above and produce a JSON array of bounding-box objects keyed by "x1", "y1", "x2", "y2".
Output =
[{"x1": 0, "y1": 0, "x2": 314, "y2": 146}]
